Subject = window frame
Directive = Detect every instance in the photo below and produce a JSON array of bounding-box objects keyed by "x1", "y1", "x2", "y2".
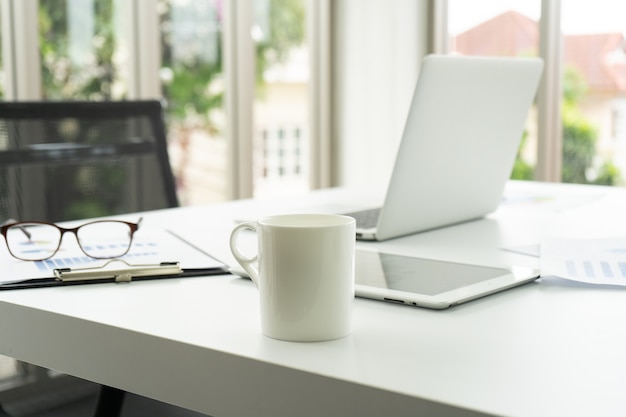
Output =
[
  {"x1": 431, "y1": 0, "x2": 564, "y2": 182},
  {"x1": 1, "y1": 0, "x2": 41, "y2": 99},
  {"x1": 0, "y1": 0, "x2": 330, "y2": 199}
]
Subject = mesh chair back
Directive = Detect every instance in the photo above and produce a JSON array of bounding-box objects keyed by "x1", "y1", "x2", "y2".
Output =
[{"x1": 0, "y1": 100, "x2": 178, "y2": 222}]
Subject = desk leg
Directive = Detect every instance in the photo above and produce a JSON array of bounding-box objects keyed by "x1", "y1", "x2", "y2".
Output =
[{"x1": 94, "y1": 385, "x2": 125, "y2": 417}]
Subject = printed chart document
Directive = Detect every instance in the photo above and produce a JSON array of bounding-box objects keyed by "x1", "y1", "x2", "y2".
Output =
[
  {"x1": 541, "y1": 237, "x2": 626, "y2": 286},
  {"x1": 1, "y1": 228, "x2": 227, "y2": 289}
]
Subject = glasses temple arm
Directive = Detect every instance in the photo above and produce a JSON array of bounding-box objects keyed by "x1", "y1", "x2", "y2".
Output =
[{"x1": 2, "y1": 219, "x2": 32, "y2": 241}]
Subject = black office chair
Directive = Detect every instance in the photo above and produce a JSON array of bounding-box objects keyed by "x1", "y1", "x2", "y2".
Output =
[
  {"x1": 0, "y1": 100, "x2": 185, "y2": 416},
  {"x1": 0, "y1": 100, "x2": 178, "y2": 222}
]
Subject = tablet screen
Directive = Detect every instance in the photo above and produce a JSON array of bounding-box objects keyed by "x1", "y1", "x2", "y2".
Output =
[{"x1": 356, "y1": 250, "x2": 509, "y2": 296}]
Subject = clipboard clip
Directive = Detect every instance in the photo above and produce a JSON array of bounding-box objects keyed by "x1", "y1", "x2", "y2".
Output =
[{"x1": 54, "y1": 259, "x2": 182, "y2": 283}]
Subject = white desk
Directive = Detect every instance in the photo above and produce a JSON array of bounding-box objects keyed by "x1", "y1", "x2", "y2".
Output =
[{"x1": 1, "y1": 181, "x2": 626, "y2": 417}]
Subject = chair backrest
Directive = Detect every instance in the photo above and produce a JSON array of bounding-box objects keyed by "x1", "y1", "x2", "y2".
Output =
[{"x1": 0, "y1": 100, "x2": 178, "y2": 222}]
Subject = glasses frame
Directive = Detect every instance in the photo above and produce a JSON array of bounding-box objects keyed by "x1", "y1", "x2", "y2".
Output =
[{"x1": 1, "y1": 218, "x2": 142, "y2": 261}]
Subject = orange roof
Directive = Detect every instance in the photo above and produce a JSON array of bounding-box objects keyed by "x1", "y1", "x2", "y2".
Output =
[
  {"x1": 453, "y1": 10, "x2": 626, "y2": 93},
  {"x1": 453, "y1": 10, "x2": 538, "y2": 57}
]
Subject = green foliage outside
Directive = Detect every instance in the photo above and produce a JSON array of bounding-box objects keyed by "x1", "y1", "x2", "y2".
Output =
[
  {"x1": 36, "y1": 0, "x2": 305, "y2": 216},
  {"x1": 39, "y1": 0, "x2": 118, "y2": 100},
  {"x1": 255, "y1": 0, "x2": 305, "y2": 94},
  {"x1": 512, "y1": 65, "x2": 621, "y2": 185},
  {"x1": 39, "y1": 0, "x2": 305, "y2": 122},
  {"x1": 21, "y1": 2, "x2": 626, "y2": 202},
  {"x1": 561, "y1": 66, "x2": 620, "y2": 185},
  {"x1": 38, "y1": 0, "x2": 122, "y2": 219},
  {"x1": 511, "y1": 131, "x2": 533, "y2": 180},
  {"x1": 159, "y1": 0, "x2": 305, "y2": 133},
  {"x1": 561, "y1": 103, "x2": 597, "y2": 183}
]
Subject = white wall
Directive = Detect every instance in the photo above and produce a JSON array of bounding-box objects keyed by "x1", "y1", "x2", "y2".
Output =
[{"x1": 333, "y1": 0, "x2": 428, "y2": 188}]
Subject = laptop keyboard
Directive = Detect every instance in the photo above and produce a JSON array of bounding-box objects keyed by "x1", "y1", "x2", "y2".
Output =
[{"x1": 344, "y1": 208, "x2": 381, "y2": 229}]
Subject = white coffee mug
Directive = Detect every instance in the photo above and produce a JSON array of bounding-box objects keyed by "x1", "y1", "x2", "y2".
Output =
[{"x1": 229, "y1": 213, "x2": 356, "y2": 342}]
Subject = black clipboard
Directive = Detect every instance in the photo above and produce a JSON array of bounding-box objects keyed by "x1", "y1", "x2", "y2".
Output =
[
  {"x1": 0, "y1": 229, "x2": 231, "y2": 290},
  {"x1": 0, "y1": 260, "x2": 229, "y2": 290}
]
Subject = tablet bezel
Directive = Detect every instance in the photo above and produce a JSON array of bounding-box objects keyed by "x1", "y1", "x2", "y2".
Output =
[{"x1": 354, "y1": 249, "x2": 539, "y2": 309}]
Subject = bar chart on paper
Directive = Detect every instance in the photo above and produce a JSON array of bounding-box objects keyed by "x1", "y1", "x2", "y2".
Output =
[
  {"x1": 32, "y1": 241, "x2": 160, "y2": 273},
  {"x1": 1, "y1": 229, "x2": 223, "y2": 284},
  {"x1": 541, "y1": 237, "x2": 626, "y2": 285}
]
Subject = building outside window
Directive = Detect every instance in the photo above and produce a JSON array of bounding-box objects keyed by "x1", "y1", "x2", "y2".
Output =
[{"x1": 448, "y1": 0, "x2": 626, "y2": 186}]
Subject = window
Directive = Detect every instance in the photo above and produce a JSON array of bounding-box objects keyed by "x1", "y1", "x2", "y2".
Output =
[
  {"x1": 39, "y1": 0, "x2": 128, "y2": 100},
  {"x1": 159, "y1": 0, "x2": 311, "y2": 203},
  {"x1": 448, "y1": 0, "x2": 540, "y2": 181},
  {"x1": 446, "y1": 0, "x2": 626, "y2": 186},
  {"x1": 159, "y1": 0, "x2": 227, "y2": 205},
  {"x1": 561, "y1": 0, "x2": 626, "y2": 185},
  {"x1": 252, "y1": 0, "x2": 310, "y2": 198},
  {"x1": 2, "y1": 0, "x2": 319, "y2": 204}
]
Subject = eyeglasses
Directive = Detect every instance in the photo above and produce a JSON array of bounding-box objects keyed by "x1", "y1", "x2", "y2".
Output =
[{"x1": 1, "y1": 218, "x2": 142, "y2": 261}]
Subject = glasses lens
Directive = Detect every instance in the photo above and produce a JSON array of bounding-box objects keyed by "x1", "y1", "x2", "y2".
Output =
[
  {"x1": 6, "y1": 223, "x2": 61, "y2": 261},
  {"x1": 76, "y1": 221, "x2": 134, "y2": 259}
]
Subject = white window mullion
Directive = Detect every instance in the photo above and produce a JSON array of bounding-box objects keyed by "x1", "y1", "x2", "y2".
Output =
[
  {"x1": 427, "y1": 0, "x2": 448, "y2": 54},
  {"x1": 125, "y1": 0, "x2": 161, "y2": 99},
  {"x1": 1, "y1": 0, "x2": 41, "y2": 100},
  {"x1": 536, "y1": 0, "x2": 562, "y2": 182},
  {"x1": 308, "y1": 0, "x2": 332, "y2": 189},
  {"x1": 223, "y1": 0, "x2": 254, "y2": 199}
]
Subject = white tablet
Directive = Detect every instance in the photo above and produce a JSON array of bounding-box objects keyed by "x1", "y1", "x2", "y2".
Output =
[{"x1": 355, "y1": 249, "x2": 539, "y2": 309}]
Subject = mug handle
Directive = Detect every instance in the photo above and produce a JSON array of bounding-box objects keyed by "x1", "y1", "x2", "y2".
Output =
[{"x1": 229, "y1": 222, "x2": 260, "y2": 286}]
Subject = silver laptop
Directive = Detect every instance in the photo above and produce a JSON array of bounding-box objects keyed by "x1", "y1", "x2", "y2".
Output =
[{"x1": 345, "y1": 54, "x2": 543, "y2": 241}]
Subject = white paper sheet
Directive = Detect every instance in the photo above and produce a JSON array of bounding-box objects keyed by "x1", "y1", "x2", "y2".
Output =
[{"x1": 540, "y1": 237, "x2": 626, "y2": 286}]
